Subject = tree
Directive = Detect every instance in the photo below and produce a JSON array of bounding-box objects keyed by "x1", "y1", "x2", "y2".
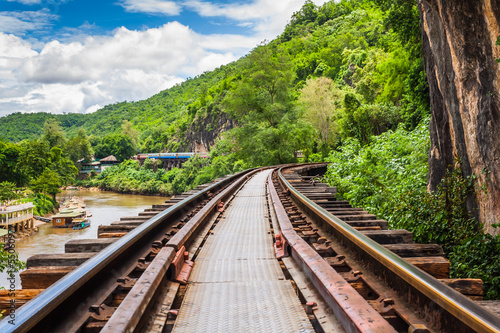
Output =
[
  {"x1": 42, "y1": 119, "x2": 66, "y2": 149},
  {"x1": 299, "y1": 77, "x2": 341, "y2": 150},
  {"x1": 94, "y1": 134, "x2": 135, "y2": 161},
  {"x1": 31, "y1": 169, "x2": 61, "y2": 202},
  {"x1": 49, "y1": 147, "x2": 78, "y2": 185},
  {"x1": 0, "y1": 181, "x2": 18, "y2": 203},
  {"x1": 223, "y1": 44, "x2": 304, "y2": 165},
  {"x1": 121, "y1": 120, "x2": 140, "y2": 149},
  {"x1": 0, "y1": 139, "x2": 26, "y2": 186},
  {"x1": 225, "y1": 43, "x2": 294, "y2": 127},
  {"x1": 65, "y1": 129, "x2": 93, "y2": 163},
  {"x1": 17, "y1": 139, "x2": 51, "y2": 181}
]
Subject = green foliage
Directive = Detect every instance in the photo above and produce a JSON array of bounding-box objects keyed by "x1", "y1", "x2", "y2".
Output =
[
  {"x1": 0, "y1": 139, "x2": 26, "y2": 186},
  {"x1": 450, "y1": 231, "x2": 500, "y2": 299},
  {"x1": 42, "y1": 119, "x2": 66, "y2": 149},
  {"x1": 0, "y1": 242, "x2": 26, "y2": 274},
  {"x1": 0, "y1": 182, "x2": 18, "y2": 202},
  {"x1": 31, "y1": 169, "x2": 62, "y2": 201},
  {"x1": 17, "y1": 139, "x2": 51, "y2": 181},
  {"x1": 32, "y1": 192, "x2": 57, "y2": 216},
  {"x1": 84, "y1": 154, "x2": 246, "y2": 196},
  {"x1": 298, "y1": 77, "x2": 339, "y2": 151},
  {"x1": 326, "y1": 118, "x2": 429, "y2": 215},
  {"x1": 94, "y1": 134, "x2": 136, "y2": 161},
  {"x1": 390, "y1": 163, "x2": 481, "y2": 253},
  {"x1": 326, "y1": 118, "x2": 499, "y2": 297},
  {"x1": 65, "y1": 129, "x2": 93, "y2": 163}
]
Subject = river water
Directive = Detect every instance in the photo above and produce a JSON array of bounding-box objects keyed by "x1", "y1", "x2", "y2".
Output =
[{"x1": 0, "y1": 190, "x2": 167, "y2": 289}]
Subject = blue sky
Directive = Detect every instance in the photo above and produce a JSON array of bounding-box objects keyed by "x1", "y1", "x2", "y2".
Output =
[{"x1": 0, "y1": 0, "x2": 328, "y2": 116}]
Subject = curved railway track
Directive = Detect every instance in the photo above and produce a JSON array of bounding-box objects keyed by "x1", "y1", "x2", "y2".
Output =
[{"x1": 0, "y1": 164, "x2": 499, "y2": 333}]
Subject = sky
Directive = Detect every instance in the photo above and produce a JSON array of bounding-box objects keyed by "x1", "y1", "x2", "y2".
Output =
[{"x1": 0, "y1": 0, "x2": 329, "y2": 117}]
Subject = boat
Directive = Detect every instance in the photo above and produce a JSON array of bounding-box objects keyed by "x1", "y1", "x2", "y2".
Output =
[
  {"x1": 34, "y1": 216, "x2": 52, "y2": 222},
  {"x1": 58, "y1": 196, "x2": 92, "y2": 219},
  {"x1": 52, "y1": 208, "x2": 91, "y2": 229},
  {"x1": 72, "y1": 218, "x2": 91, "y2": 230}
]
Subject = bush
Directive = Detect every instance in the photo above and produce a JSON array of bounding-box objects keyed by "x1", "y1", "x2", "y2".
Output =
[
  {"x1": 450, "y1": 231, "x2": 500, "y2": 299},
  {"x1": 32, "y1": 193, "x2": 57, "y2": 216}
]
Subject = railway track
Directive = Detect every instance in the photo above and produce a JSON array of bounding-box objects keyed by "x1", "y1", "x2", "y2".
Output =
[{"x1": 0, "y1": 164, "x2": 499, "y2": 332}]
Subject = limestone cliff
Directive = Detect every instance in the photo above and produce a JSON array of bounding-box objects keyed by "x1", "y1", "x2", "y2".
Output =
[
  {"x1": 181, "y1": 106, "x2": 233, "y2": 153},
  {"x1": 419, "y1": 0, "x2": 500, "y2": 234}
]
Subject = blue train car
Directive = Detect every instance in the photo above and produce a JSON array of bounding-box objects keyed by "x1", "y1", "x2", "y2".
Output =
[
  {"x1": 159, "y1": 153, "x2": 177, "y2": 159},
  {"x1": 177, "y1": 153, "x2": 194, "y2": 159}
]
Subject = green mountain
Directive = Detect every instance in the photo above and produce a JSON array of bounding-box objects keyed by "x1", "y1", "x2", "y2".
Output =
[{"x1": 0, "y1": 0, "x2": 427, "y2": 159}]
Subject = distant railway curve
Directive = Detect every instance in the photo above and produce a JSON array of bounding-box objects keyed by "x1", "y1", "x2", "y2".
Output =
[{"x1": 134, "y1": 152, "x2": 209, "y2": 160}]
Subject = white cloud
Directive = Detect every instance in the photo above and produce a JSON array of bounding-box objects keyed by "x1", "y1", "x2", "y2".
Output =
[
  {"x1": 0, "y1": 9, "x2": 57, "y2": 35},
  {"x1": 120, "y1": 0, "x2": 330, "y2": 40},
  {"x1": 0, "y1": 22, "x2": 257, "y2": 116},
  {"x1": 6, "y1": 0, "x2": 42, "y2": 4},
  {"x1": 0, "y1": 0, "x2": 331, "y2": 117},
  {"x1": 185, "y1": 0, "x2": 330, "y2": 40},
  {"x1": 119, "y1": 0, "x2": 181, "y2": 16}
]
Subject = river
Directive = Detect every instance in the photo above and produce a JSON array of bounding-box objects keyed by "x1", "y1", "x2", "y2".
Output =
[{"x1": 0, "y1": 190, "x2": 167, "y2": 289}]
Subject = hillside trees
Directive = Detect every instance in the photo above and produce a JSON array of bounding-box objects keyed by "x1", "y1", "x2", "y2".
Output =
[
  {"x1": 42, "y1": 118, "x2": 66, "y2": 149},
  {"x1": 223, "y1": 44, "x2": 313, "y2": 165},
  {"x1": 0, "y1": 139, "x2": 26, "y2": 185},
  {"x1": 299, "y1": 77, "x2": 341, "y2": 152},
  {"x1": 0, "y1": 181, "x2": 18, "y2": 202},
  {"x1": 94, "y1": 134, "x2": 135, "y2": 161},
  {"x1": 65, "y1": 129, "x2": 93, "y2": 163},
  {"x1": 30, "y1": 169, "x2": 62, "y2": 202}
]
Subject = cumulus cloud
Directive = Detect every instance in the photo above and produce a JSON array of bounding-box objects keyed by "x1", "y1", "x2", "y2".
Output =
[
  {"x1": 18, "y1": 22, "x2": 252, "y2": 83},
  {"x1": 0, "y1": 22, "x2": 258, "y2": 116},
  {"x1": 0, "y1": 0, "x2": 330, "y2": 117},
  {"x1": 120, "y1": 0, "x2": 330, "y2": 39}
]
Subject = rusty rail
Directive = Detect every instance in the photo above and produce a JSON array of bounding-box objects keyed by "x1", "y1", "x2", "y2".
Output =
[
  {"x1": 277, "y1": 167, "x2": 500, "y2": 333},
  {"x1": 267, "y1": 171, "x2": 397, "y2": 333}
]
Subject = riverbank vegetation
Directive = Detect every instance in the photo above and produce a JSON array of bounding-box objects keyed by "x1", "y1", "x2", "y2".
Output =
[
  {"x1": 0, "y1": 118, "x2": 82, "y2": 214},
  {"x1": 0, "y1": 0, "x2": 498, "y2": 297}
]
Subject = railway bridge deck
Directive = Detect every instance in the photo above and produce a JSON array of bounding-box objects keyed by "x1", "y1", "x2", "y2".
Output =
[{"x1": 173, "y1": 170, "x2": 313, "y2": 332}]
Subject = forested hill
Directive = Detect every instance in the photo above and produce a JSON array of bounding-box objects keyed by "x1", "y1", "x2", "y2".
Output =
[
  {"x1": 0, "y1": 0, "x2": 427, "y2": 159},
  {"x1": 0, "y1": 66, "x2": 229, "y2": 150}
]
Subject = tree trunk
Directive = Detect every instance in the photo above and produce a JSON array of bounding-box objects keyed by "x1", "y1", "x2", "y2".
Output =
[{"x1": 419, "y1": 0, "x2": 500, "y2": 234}]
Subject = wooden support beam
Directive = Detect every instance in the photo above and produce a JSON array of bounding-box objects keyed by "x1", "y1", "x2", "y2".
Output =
[
  {"x1": 65, "y1": 238, "x2": 117, "y2": 253},
  {"x1": 360, "y1": 230, "x2": 413, "y2": 244},
  {"x1": 98, "y1": 225, "x2": 135, "y2": 237},
  {"x1": 404, "y1": 257, "x2": 450, "y2": 279},
  {"x1": 27, "y1": 253, "x2": 95, "y2": 268},
  {"x1": 0, "y1": 289, "x2": 44, "y2": 312},
  {"x1": 439, "y1": 279, "x2": 484, "y2": 299},
  {"x1": 383, "y1": 244, "x2": 445, "y2": 257},
  {"x1": 20, "y1": 266, "x2": 75, "y2": 289}
]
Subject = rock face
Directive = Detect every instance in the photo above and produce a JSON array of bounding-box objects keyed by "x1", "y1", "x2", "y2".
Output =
[
  {"x1": 182, "y1": 106, "x2": 234, "y2": 152},
  {"x1": 419, "y1": 0, "x2": 500, "y2": 234}
]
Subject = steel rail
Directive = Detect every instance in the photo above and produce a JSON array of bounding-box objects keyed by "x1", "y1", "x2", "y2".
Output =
[
  {"x1": 0, "y1": 168, "x2": 254, "y2": 333},
  {"x1": 102, "y1": 169, "x2": 259, "y2": 332},
  {"x1": 267, "y1": 171, "x2": 397, "y2": 333},
  {"x1": 278, "y1": 167, "x2": 500, "y2": 333}
]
